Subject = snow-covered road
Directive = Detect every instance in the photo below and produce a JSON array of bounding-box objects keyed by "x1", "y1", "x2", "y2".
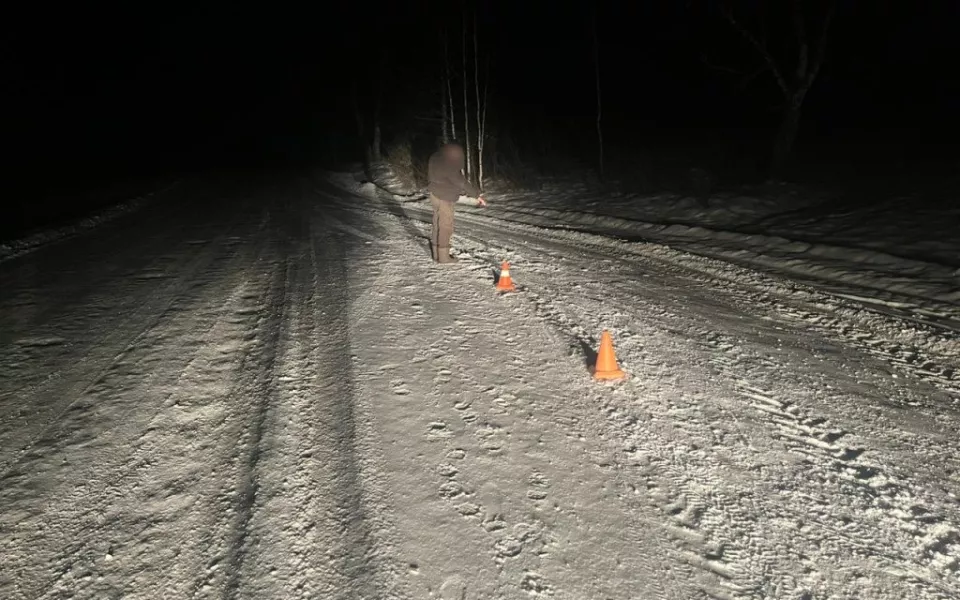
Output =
[{"x1": 1, "y1": 175, "x2": 958, "y2": 599}]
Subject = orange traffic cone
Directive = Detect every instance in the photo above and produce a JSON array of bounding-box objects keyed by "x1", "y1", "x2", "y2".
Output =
[
  {"x1": 496, "y1": 261, "x2": 516, "y2": 292},
  {"x1": 593, "y1": 330, "x2": 626, "y2": 381}
]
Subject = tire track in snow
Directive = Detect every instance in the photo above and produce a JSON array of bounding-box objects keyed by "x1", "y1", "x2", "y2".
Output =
[
  {"x1": 223, "y1": 191, "x2": 398, "y2": 599},
  {"x1": 3, "y1": 181, "x2": 400, "y2": 599},
  {"x1": 300, "y1": 211, "x2": 388, "y2": 599},
  {"x1": 0, "y1": 199, "x2": 258, "y2": 479},
  {"x1": 465, "y1": 210, "x2": 959, "y2": 407},
  {"x1": 0, "y1": 183, "x2": 250, "y2": 399},
  {"x1": 220, "y1": 238, "x2": 290, "y2": 599},
  {"x1": 699, "y1": 331, "x2": 960, "y2": 596},
  {"x1": 0, "y1": 207, "x2": 277, "y2": 599},
  {"x1": 437, "y1": 197, "x2": 960, "y2": 331}
]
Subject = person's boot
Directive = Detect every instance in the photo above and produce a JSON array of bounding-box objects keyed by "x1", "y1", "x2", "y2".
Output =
[
  {"x1": 430, "y1": 243, "x2": 439, "y2": 262},
  {"x1": 437, "y1": 247, "x2": 458, "y2": 264}
]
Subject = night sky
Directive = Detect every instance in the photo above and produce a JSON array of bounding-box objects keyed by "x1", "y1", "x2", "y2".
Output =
[{"x1": 6, "y1": 1, "x2": 959, "y2": 184}]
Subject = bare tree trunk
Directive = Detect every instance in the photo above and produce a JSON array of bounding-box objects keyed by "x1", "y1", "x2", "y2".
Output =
[
  {"x1": 771, "y1": 99, "x2": 802, "y2": 179},
  {"x1": 473, "y1": 9, "x2": 484, "y2": 191},
  {"x1": 592, "y1": 10, "x2": 604, "y2": 180},
  {"x1": 443, "y1": 31, "x2": 456, "y2": 143},
  {"x1": 721, "y1": 1, "x2": 835, "y2": 179},
  {"x1": 461, "y1": 9, "x2": 472, "y2": 182},
  {"x1": 441, "y1": 78, "x2": 450, "y2": 143},
  {"x1": 478, "y1": 57, "x2": 490, "y2": 191},
  {"x1": 447, "y1": 77, "x2": 457, "y2": 143}
]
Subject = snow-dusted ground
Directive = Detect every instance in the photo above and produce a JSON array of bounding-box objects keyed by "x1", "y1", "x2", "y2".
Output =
[
  {"x1": 346, "y1": 166, "x2": 960, "y2": 332},
  {"x1": 0, "y1": 180, "x2": 179, "y2": 264},
  {"x1": 1, "y1": 172, "x2": 958, "y2": 599}
]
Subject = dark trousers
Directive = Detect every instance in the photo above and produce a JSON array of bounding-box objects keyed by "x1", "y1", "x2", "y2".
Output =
[{"x1": 430, "y1": 194, "x2": 455, "y2": 261}]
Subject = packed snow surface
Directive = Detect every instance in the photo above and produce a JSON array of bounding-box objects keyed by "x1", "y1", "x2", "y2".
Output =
[
  {"x1": 0, "y1": 181, "x2": 179, "y2": 264},
  {"x1": 0, "y1": 173, "x2": 958, "y2": 599},
  {"x1": 345, "y1": 166, "x2": 960, "y2": 332}
]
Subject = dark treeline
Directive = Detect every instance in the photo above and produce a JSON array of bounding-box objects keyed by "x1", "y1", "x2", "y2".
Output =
[
  {"x1": 4, "y1": 1, "x2": 959, "y2": 237},
  {"x1": 340, "y1": 0, "x2": 959, "y2": 190}
]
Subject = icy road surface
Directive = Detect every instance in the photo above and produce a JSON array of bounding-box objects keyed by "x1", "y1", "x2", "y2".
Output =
[{"x1": 1, "y1": 175, "x2": 958, "y2": 600}]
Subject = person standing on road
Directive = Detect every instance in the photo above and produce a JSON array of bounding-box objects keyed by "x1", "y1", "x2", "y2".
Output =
[{"x1": 427, "y1": 142, "x2": 486, "y2": 263}]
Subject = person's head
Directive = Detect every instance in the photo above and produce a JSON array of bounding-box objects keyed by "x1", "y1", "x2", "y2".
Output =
[{"x1": 441, "y1": 142, "x2": 465, "y2": 164}]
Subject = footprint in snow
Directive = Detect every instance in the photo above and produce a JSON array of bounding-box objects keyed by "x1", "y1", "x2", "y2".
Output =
[
  {"x1": 437, "y1": 463, "x2": 459, "y2": 478},
  {"x1": 427, "y1": 421, "x2": 453, "y2": 439},
  {"x1": 456, "y1": 502, "x2": 481, "y2": 517},
  {"x1": 527, "y1": 472, "x2": 550, "y2": 501},
  {"x1": 481, "y1": 439, "x2": 503, "y2": 453},
  {"x1": 439, "y1": 576, "x2": 466, "y2": 600},
  {"x1": 520, "y1": 571, "x2": 552, "y2": 595},
  {"x1": 439, "y1": 481, "x2": 466, "y2": 499},
  {"x1": 476, "y1": 423, "x2": 505, "y2": 453},
  {"x1": 494, "y1": 537, "x2": 523, "y2": 559},
  {"x1": 482, "y1": 514, "x2": 507, "y2": 532}
]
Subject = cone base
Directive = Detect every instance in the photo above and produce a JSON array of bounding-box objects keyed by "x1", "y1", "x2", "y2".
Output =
[
  {"x1": 496, "y1": 284, "x2": 516, "y2": 293},
  {"x1": 593, "y1": 368, "x2": 626, "y2": 381}
]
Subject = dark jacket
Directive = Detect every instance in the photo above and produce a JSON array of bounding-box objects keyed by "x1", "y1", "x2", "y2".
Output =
[{"x1": 427, "y1": 151, "x2": 480, "y2": 202}]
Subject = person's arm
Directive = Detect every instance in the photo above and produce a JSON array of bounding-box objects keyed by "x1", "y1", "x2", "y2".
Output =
[
  {"x1": 452, "y1": 169, "x2": 487, "y2": 206},
  {"x1": 447, "y1": 165, "x2": 481, "y2": 198}
]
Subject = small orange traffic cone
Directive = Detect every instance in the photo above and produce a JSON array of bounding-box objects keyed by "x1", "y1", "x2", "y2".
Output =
[
  {"x1": 593, "y1": 330, "x2": 626, "y2": 381},
  {"x1": 496, "y1": 261, "x2": 516, "y2": 292}
]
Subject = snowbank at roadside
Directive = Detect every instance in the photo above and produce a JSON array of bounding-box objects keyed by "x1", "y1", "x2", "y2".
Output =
[
  {"x1": 323, "y1": 165, "x2": 481, "y2": 206},
  {"x1": 0, "y1": 181, "x2": 179, "y2": 264},
  {"x1": 482, "y1": 202, "x2": 960, "y2": 312},
  {"x1": 366, "y1": 162, "x2": 424, "y2": 198}
]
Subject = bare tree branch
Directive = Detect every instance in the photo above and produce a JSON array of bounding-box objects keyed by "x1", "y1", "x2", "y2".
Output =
[
  {"x1": 479, "y1": 55, "x2": 490, "y2": 190},
  {"x1": 701, "y1": 52, "x2": 770, "y2": 77},
  {"x1": 722, "y1": 5, "x2": 790, "y2": 97},
  {"x1": 791, "y1": 0, "x2": 809, "y2": 79},
  {"x1": 473, "y1": 5, "x2": 485, "y2": 189},
  {"x1": 739, "y1": 62, "x2": 778, "y2": 91},
  {"x1": 806, "y1": 1, "x2": 836, "y2": 86},
  {"x1": 442, "y1": 29, "x2": 457, "y2": 142},
  {"x1": 461, "y1": 7, "x2": 471, "y2": 180},
  {"x1": 716, "y1": 0, "x2": 838, "y2": 177},
  {"x1": 702, "y1": 52, "x2": 772, "y2": 96}
]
